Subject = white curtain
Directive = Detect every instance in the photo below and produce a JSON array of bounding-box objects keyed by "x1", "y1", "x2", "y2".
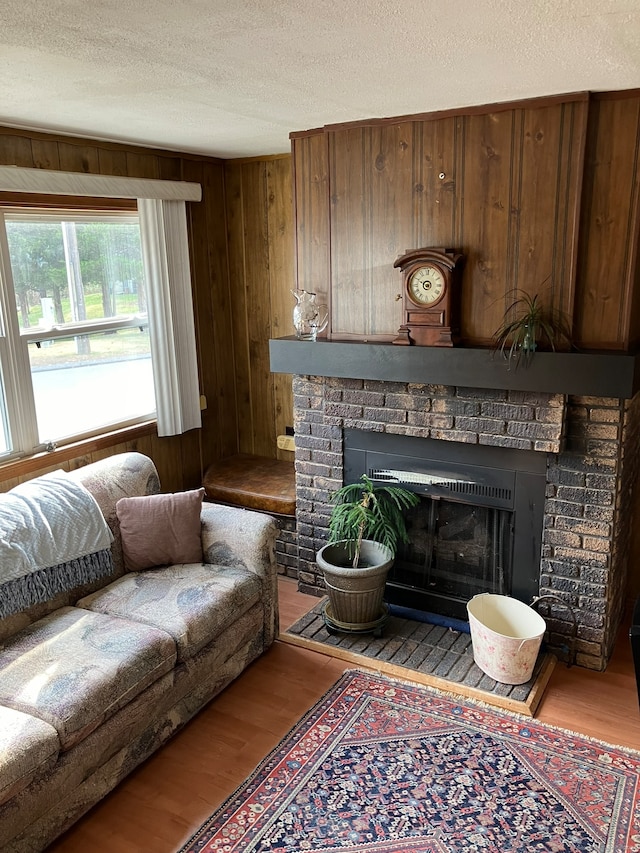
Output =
[{"x1": 137, "y1": 198, "x2": 201, "y2": 437}]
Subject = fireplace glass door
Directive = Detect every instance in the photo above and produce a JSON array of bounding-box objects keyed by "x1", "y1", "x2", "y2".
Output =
[{"x1": 387, "y1": 497, "x2": 514, "y2": 620}]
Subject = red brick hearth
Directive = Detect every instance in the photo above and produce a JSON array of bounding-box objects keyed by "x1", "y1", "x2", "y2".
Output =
[{"x1": 292, "y1": 375, "x2": 640, "y2": 671}]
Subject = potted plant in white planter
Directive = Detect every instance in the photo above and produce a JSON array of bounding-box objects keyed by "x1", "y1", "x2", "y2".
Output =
[{"x1": 317, "y1": 475, "x2": 419, "y2": 634}]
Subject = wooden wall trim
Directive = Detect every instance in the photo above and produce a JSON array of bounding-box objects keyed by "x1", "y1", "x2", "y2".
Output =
[
  {"x1": 294, "y1": 92, "x2": 590, "y2": 138},
  {"x1": 0, "y1": 193, "x2": 137, "y2": 210},
  {"x1": 0, "y1": 422, "x2": 157, "y2": 482},
  {"x1": 574, "y1": 94, "x2": 640, "y2": 349},
  {"x1": 0, "y1": 125, "x2": 225, "y2": 165},
  {"x1": 226, "y1": 153, "x2": 291, "y2": 164},
  {"x1": 589, "y1": 89, "x2": 640, "y2": 102},
  {"x1": 289, "y1": 128, "x2": 325, "y2": 141}
]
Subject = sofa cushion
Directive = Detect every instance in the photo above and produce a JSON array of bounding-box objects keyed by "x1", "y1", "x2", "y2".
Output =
[
  {"x1": 77, "y1": 564, "x2": 262, "y2": 662},
  {"x1": 0, "y1": 607, "x2": 176, "y2": 750},
  {"x1": 0, "y1": 706, "x2": 59, "y2": 806},
  {"x1": 116, "y1": 488, "x2": 205, "y2": 572}
]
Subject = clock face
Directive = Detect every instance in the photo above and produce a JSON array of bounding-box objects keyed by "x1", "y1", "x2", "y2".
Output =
[{"x1": 408, "y1": 265, "x2": 446, "y2": 305}]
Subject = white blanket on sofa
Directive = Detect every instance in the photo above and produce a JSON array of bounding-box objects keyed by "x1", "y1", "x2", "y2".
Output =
[{"x1": 0, "y1": 470, "x2": 114, "y2": 617}]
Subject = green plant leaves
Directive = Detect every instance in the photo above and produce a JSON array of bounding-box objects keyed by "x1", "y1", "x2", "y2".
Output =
[
  {"x1": 328, "y1": 475, "x2": 420, "y2": 567},
  {"x1": 492, "y1": 290, "x2": 572, "y2": 369}
]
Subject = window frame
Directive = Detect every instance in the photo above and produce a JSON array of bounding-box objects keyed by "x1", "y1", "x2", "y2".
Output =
[
  {"x1": 0, "y1": 201, "x2": 156, "y2": 458},
  {"x1": 0, "y1": 167, "x2": 202, "y2": 459}
]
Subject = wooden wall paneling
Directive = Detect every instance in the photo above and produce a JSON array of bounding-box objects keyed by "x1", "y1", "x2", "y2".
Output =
[
  {"x1": 57, "y1": 141, "x2": 101, "y2": 174},
  {"x1": 0, "y1": 133, "x2": 35, "y2": 167},
  {"x1": 121, "y1": 431, "x2": 192, "y2": 493},
  {"x1": 124, "y1": 151, "x2": 161, "y2": 179},
  {"x1": 195, "y1": 159, "x2": 238, "y2": 467},
  {"x1": 175, "y1": 424, "x2": 204, "y2": 490},
  {"x1": 81, "y1": 444, "x2": 128, "y2": 469},
  {"x1": 291, "y1": 132, "x2": 330, "y2": 307},
  {"x1": 328, "y1": 127, "x2": 369, "y2": 338},
  {"x1": 94, "y1": 432, "x2": 192, "y2": 493},
  {"x1": 30, "y1": 139, "x2": 61, "y2": 170},
  {"x1": 267, "y1": 158, "x2": 295, "y2": 460},
  {"x1": 97, "y1": 148, "x2": 129, "y2": 177},
  {"x1": 509, "y1": 107, "x2": 554, "y2": 310},
  {"x1": 152, "y1": 435, "x2": 190, "y2": 493},
  {"x1": 242, "y1": 161, "x2": 277, "y2": 457},
  {"x1": 415, "y1": 116, "x2": 459, "y2": 251},
  {"x1": 553, "y1": 99, "x2": 588, "y2": 325},
  {"x1": 323, "y1": 116, "x2": 464, "y2": 340},
  {"x1": 224, "y1": 162, "x2": 253, "y2": 455},
  {"x1": 507, "y1": 102, "x2": 585, "y2": 328},
  {"x1": 158, "y1": 155, "x2": 184, "y2": 183},
  {"x1": 628, "y1": 181, "x2": 640, "y2": 351},
  {"x1": 459, "y1": 109, "x2": 517, "y2": 345},
  {"x1": 291, "y1": 96, "x2": 590, "y2": 348},
  {"x1": 127, "y1": 433, "x2": 187, "y2": 492},
  {"x1": 575, "y1": 95, "x2": 640, "y2": 349},
  {"x1": 183, "y1": 158, "x2": 235, "y2": 477},
  {"x1": 205, "y1": 161, "x2": 238, "y2": 462},
  {"x1": 367, "y1": 123, "x2": 415, "y2": 338}
]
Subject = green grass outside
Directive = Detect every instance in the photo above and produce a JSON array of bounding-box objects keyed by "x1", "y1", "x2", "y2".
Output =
[
  {"x1": 24, "y1": 290, "x2": 141, "y2": 327},
  {"x1": 25, "y1": 291, "x2": 150, "y2": 368}
]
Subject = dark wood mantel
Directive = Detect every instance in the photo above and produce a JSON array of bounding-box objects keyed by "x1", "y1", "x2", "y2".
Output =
[{"x1": 269, "y1": 337, "x2": 640, "y2": 399}]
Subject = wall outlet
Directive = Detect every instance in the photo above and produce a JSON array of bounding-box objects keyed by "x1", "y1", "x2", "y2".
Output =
[{"x1": 277, "y1": 434, "x2": 295, "y2": 452}]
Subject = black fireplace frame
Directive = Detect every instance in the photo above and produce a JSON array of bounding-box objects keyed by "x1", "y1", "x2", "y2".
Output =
[{"x1": 343, "y1": 429, "x2": 548, "y2": 620}]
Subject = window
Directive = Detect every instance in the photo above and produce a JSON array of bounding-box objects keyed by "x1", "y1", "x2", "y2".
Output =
[
  {"x1": 0, "y1": 169, "x2": 203, "y2": 459},
  {"x1": 0, "y1": 207, "x2": 156, "y2": 456},
  {"x1": 0, "y1": 197, "x2": 204, "y2": 456}
]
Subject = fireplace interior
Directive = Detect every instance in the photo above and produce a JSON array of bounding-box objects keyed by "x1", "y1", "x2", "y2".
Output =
[
  {"x1": 344, "y1": 430, "x2": 547, "y2": 621},
  {"x1": 391, "y1": 501, "x2": 514, "y2": 620}
]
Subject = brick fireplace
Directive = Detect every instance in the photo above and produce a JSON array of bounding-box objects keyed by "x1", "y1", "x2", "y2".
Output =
[{"x1": 288, "y1": 371, "x2": 640, "y2": 671}]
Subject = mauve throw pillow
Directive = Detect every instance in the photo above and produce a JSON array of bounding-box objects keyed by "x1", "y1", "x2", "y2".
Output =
[{"x1": 116, "y1": 488, "x2": 205, "y2": 572}]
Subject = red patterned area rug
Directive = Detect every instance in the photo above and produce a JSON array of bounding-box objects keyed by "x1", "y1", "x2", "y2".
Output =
[{"x1": 179, "y1": 669, "x2": 640, "y2": 853}]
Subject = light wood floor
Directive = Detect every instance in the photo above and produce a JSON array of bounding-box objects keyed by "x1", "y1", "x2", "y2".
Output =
[{"x1": 47, "y1": 577, "x2": 640, "y2": 853}]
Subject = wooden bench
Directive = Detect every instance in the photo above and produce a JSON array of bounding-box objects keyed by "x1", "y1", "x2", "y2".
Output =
[
  {"x1": 203, "y1": 454, "x2": 297, "y2": 577},
  {"x1": 203, "y1": 454, "x2": 295, "y2": 516}
]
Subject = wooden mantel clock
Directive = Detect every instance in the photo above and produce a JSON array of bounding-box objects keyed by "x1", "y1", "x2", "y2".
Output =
[{"x1": 393, "y1": 247, "x2": 464, "y2": 346}]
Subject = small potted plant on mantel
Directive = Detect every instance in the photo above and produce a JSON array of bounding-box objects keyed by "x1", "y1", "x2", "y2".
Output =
[
  {"x1": 493, "y1": 289, "x2": 572, "y2": 369},
  {"x1": 316, "y1": 475, "x2": 419, "y2": 634}
]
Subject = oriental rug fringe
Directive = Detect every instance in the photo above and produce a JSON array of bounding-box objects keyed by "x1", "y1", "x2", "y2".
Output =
[{"x1": 179, "y1": 669, "x2": 640, "y2": 853}]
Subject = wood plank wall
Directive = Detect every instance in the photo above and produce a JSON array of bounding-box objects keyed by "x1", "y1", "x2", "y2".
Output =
[
  {"x1": 0, "y1": 126, "x2": 235, "y2": 493},
  {"x1": 575, "y1": 92, "x2": 640, "y2": 349},
  {"x1": 224, "y1": 156, "x2": 295, "y2": 461},
  {"x1": 292, "y1": 91, "x2": 640, "y2": 351}
]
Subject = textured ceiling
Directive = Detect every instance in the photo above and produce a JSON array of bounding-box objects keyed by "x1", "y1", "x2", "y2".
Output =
[{"x1": 2, "y1": 0, "x2": 640, "y2": 159}]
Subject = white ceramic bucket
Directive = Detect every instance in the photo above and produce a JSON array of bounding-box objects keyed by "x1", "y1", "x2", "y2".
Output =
[{"x1": 467, "y1": 593, "x2": 546, "y2": 685}]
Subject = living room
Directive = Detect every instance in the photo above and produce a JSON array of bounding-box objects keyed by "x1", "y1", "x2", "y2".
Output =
[{"x1": 1, "y1": 2, "x2": 640, "y2": 851}]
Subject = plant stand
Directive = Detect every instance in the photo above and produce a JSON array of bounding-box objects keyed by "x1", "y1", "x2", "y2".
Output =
[{"x1": 322, "y1": 600, "x2": 389, "y2": 637}]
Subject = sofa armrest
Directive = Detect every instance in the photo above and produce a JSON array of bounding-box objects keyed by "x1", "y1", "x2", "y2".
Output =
[
  {"x1": 68, "y1": 452, "x2": 161, "y2": 578},
  {"x1": 201, "y1": 503, "x2": 279, "y2": 646}
]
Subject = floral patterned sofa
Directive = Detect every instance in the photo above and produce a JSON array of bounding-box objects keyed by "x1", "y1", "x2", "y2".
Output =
[{"x1": 0, "y1": 452, "x2": 278, "y2": 853}]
